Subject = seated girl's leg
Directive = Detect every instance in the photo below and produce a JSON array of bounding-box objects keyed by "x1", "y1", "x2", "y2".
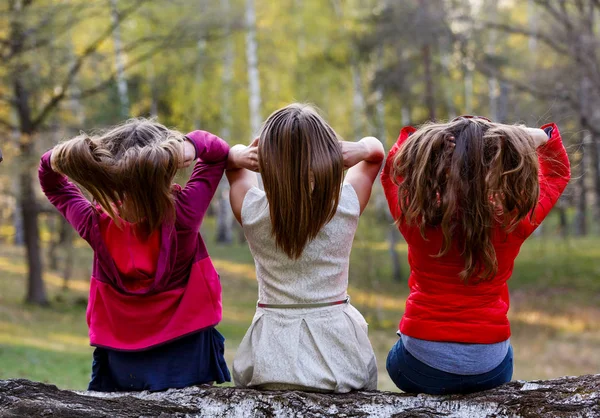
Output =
[
  {"x1": 88, "y1": 348, "x2": 120, "y2": 392},
  {"x1": 386, "y1": 339, "x2": 513, "y2": 395},
  {"x1": 458, "y1": 346, "x2": 513, "y2": 394},
  {"x1": 386, "y1": 338, "x2": 463, "y2": 395}
]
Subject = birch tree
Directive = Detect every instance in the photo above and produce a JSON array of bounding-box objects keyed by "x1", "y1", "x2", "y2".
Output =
[
  {"x1": 245, "y1": 0, "x2": 262, "y2": 138},
  {"x1": 110, "y1": 0, "x2": 130, "y2": 118}
]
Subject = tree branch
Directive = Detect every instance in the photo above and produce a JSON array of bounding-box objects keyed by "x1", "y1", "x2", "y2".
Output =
[
  {"x1": 483, "y1": 21, "x2": 570, "y2": 56},
  {"x1": 0, "y1": 117, "x2": 17, "y2": 131},
  {"x1": 30, "y1": 0, "x2": 147, "y2": 130},
  {"x1": 69, "y1": 26, "x2": 225, "y2": 101}
]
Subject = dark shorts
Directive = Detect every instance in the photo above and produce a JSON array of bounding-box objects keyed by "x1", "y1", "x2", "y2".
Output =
[
  {"x1": 88, "y1": 327, "x2": 231, "y2": 392},
  {"x1": 386, "y1": 337, "x2": 513, "y2": 395}
]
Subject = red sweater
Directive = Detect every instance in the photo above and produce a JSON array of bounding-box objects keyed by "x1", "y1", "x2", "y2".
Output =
[
  {"x1": 40, "y1": 130, "x2": 229, "y2": 351},
  {"x1": 381, "y1": 123, "x2": 571, "y2": 343}
]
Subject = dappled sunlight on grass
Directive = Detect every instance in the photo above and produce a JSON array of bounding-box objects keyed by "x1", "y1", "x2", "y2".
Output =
[
  {"x1": 348, "y1": 286, "x2": 405, "y2": 313},
  {"x1": 0, "y1": 332, "x2": 89, "y2": 354},
  {"x1": 0, "y1": 257, "x2": 89, "y2": 292},
  {"x1": 354, "y1": 241, "x2": 409, "y2": 253},
  {"x1": 222, "y1": 307, "x2": 256, "y2": 323},
  {"x1": 510, "y1": 310, "x2": 598, "y2": 334},
  {"x1": 213, "y1": 258, "x2": 256, "y2": 281},
  {"x1": 0, "y1": 321, "x2": 89, "y2": 353}
]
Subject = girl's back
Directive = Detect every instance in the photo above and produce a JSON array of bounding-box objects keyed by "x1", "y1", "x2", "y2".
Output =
[
  {"x1": 39, "y1": 119, "x2": 231, "y2": 391},
  {"x1": 242, "y1": 183, "x2": 359, "y2": 304},
  {"x1": 226, "y1": 103, "x2": 385, "y2": 393}
]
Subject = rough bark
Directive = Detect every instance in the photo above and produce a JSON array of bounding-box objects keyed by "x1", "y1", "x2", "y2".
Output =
[{"x1": 1, "y1": 375, "x2": 599, "y2": 418}]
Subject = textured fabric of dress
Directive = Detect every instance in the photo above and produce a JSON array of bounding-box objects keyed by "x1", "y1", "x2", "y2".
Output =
[{"x1": 233, "y1": 183, "x2": 378, "y2": 393}]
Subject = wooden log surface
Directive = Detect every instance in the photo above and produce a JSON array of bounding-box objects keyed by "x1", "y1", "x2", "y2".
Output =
[{"x1": 0, "y1": 375, "x2": 598, "y2": 417}]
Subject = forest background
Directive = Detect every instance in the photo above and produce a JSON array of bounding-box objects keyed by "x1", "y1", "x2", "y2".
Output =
[{"x1": 0, "y1": 0, "x2": 599, "y2": 391}]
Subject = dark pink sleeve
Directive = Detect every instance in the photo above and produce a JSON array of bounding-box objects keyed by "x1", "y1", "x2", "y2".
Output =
[
  {"x1": 38, "y1": 150, "x2": 96, "y2": 242},
  {"x1": 380, "y1": 126, "x2": 416, "y2": 222},
  {"x1": 175, "y1": 130, "x2": 230, "y2": 230},
  {"x1": 520, "y1": 123, "x2": 571, "y2": 236}
]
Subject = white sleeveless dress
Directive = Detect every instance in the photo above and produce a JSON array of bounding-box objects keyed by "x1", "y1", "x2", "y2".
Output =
[{"x1": 233, "y1": 183, "x2": 378, "y2": 393}]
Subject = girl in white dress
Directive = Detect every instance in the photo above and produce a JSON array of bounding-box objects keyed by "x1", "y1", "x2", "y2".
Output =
[{"x1": 226, "y1": 103, "x2": 384, "y2": 392}]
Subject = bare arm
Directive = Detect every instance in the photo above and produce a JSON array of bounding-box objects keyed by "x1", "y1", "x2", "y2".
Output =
[
  {"x1": 226, "y1": 140, "x2": 259, "y2": 224},
  {"x1": 342, "y1": 136, "x2": 385, "y2": 214}
]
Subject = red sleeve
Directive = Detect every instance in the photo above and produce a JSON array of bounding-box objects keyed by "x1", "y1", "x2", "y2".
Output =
[
  {"x1": 520, "y1": 123, "x2": 571, "y2": 236},
  {"x1": 38, "y1": 150, "x2": 96, "y2": 243},
  {"x1": 380, "y1": 126, "x2": 416, "y2": 221},
  {"x1": 175, "y1": 130, "x2": 230, "y2": 230}
]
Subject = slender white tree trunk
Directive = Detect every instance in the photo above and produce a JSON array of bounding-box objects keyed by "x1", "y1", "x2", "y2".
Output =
[
  {"x1": 194, "y1": 40, "x2": 206, "y2": 127},
  {"x1": 245, "y1": 0, "x2": 262, "y2": 138},
  {"x1": 439, "y1": 38, "x2": 456, "y2": 120},
  {"x1": 486, "y1": 0, "x2": 499, "y2": 121},
  {"x1": 216, "y1": 0, "x2": 235, "y2": 244},
  {"x1": 464, "y1": 68, "x2": 473, "y2": 115},
  {"x1": 351, "y1": 61, "x2": 367, "y2": 140},
  {"x1": 110, "y1": 0, "x2": 130, "y2": 118}
]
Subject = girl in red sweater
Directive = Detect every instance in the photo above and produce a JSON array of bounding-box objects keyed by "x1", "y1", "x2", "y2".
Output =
[
  {"x1": 39, "y1": 119, "x2": 240, "y2": 391},
  {"x1": 381, "y1": 116, "x2": 570, "y2": 394}
]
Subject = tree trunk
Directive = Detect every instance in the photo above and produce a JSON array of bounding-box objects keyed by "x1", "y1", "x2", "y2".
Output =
[
  {"x1": 215, "y1": 0, "x2": 235, "y2": 244},
  {"x1": 1, "y1": 375, "x2": 599, "y2": 417},
  {"x1": 110, "y1": 0, "x2": 130, "y2": 119},
  {"x1": 59, "y1": 218, "x2": 74, "y2": 289},
  {"x1": 589, "y1": 134, "x2": 600, "y2": 225},
  {"x1": 464, "y1": 66, "x2": 473, "y2": 114},
  {"x1": 215, "y1": 182, "x2": 233, "y2": 244},
  {"x1": 422, "y1": 43, "x2": 436, "y2": 120},
  {"x1": 438, "y1": 38, "x2": 457, "y2": 120},
  {"x1": 47, "y1": 215, "x2": 59, "y2": 271},
  {"x1": 556, "y1": 198, "x2": 569, "y2": 238},
  {"x1": 351, "y1": 60, "x2": 367, "y2": 140},
  {"x1": 10, "y1": 1, "x2": 48, "y2": 305},
  {"x1": 12, "y1": 178, "x2": 25, "y2": 246},
  {"x1": 245, "y1": 0, "x2": 262, "y2": 138},
  {"x1": 574, "y1": 131, "x2": 588, "y2": 236},
  {"x1": 497, "y1": 81, "x2": 510, "y2": 123},
  {"x1": 486, "y1": 0, "x2": 499, "y2": 121},
  {"x1": 20, "y1": 167, "x2": 47, "y2": 305},
  {"x1": 375, "y1": 44, "x2": 403, "y2": 283}
]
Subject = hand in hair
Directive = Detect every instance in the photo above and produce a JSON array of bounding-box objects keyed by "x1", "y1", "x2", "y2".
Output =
[
  {"x1": 522, "y1": 127, "x2": 550, "y2": 148},
  {"x1": 227, "y1": 138, "x2": 259, "y2": 172},
  {"x1": 341, "y1": 136, "x2": 385, "y2": 169},
  {"x1": 179, "y1": 137, "x2": 197, "y2": 168}
]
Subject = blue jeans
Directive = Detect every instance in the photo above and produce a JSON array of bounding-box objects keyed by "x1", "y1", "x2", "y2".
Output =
[{"x1": 386, "y1": 338, "x2": 513, "y2": 395}]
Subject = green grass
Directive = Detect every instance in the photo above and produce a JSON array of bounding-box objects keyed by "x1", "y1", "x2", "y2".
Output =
[{"x1": 0, "y1": 213, "x2": 599, "y2": 391}]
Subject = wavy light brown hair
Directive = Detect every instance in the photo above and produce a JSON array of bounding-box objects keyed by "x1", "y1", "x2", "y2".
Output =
[
  {"x1": 259, "y1": 104, "x2": 344, "y2": 259},
  {"x1": 51, "y1": 118, "x2": 185, "y2": 232},
  {"x1": 392, "y1": 117, "x2": 540, "y2": 282}
]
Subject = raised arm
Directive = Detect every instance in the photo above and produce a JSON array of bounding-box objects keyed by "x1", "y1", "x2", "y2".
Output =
[
  {"x1": 39, "y1": 150, "x2": 96, "y2": 243},
  {"x1": 343, "y1": 136, "x2": 385, "y2": 214},
  {"x1": 380, "y1": 126, "x2": 417, "y2": 221},
  {"x1": 520, "y1": 123, "x2": 571, "y2": 236},
  {"x1": 226, "y1": 139, "x2": 259, "y2": 224},
  {"x1": 175, "y1": 130, "x2": 230, "y2": 230}
]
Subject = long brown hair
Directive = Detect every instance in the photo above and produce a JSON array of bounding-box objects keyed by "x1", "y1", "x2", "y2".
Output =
[
  {"x1": 51, "y1": 118, "x2": 185, "y2": 232},
  {"x1": 392, "y1": 117, "x2": 540, "y2": 281},
  {"x1": 259, "y1": 104, "x2": 344, "y2": 259}
]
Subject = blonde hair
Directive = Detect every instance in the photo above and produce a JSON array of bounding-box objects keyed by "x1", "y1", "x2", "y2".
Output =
[
  {"x1": 392, "y1": 117, "x2": 540, "y2": 281},
  {"x1": 51, "y1": 118, "x2": 185, "y2": 232},
  {"x1": 259, "y1": 104, "x2": 344, "y2": 259}
]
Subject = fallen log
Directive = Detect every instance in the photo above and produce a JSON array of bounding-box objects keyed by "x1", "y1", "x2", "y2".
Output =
[{"x1": 0, "y1": 375, "x2": 598, "y2": 417}]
